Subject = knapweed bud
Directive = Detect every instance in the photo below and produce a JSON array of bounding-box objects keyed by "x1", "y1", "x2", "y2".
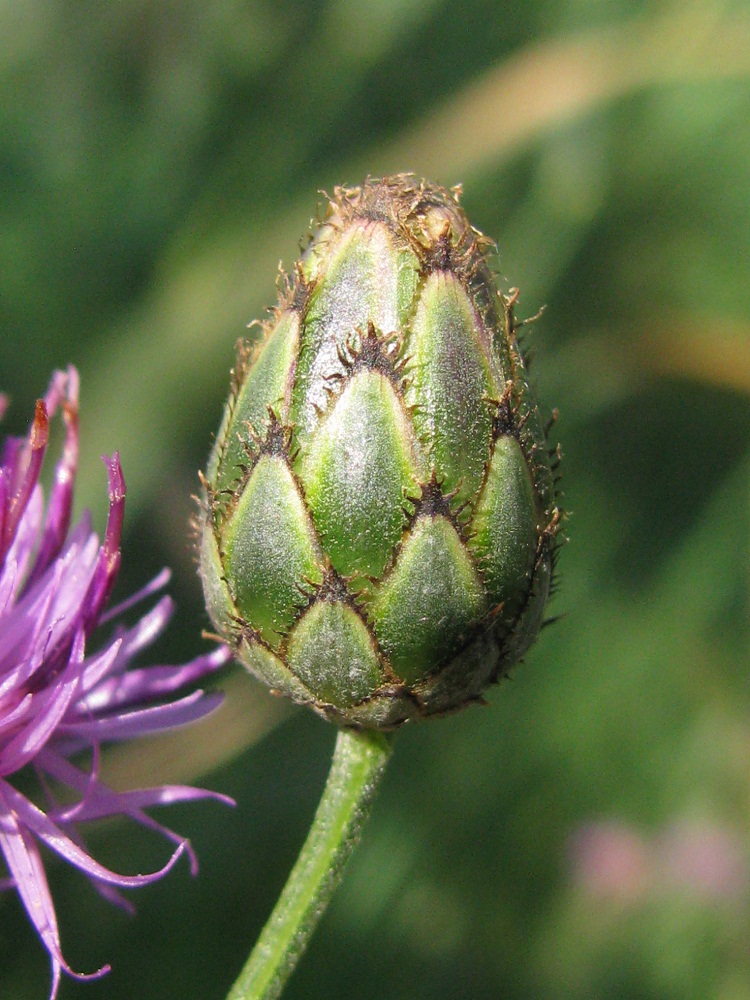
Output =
[{"x1": 199, "y1": 175, "x2": 562, "y2": 728}]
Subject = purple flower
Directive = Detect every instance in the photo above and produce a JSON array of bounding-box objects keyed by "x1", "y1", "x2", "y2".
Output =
[{"x1": 0, "y1": 368, "x2": 232, "y2": 998}]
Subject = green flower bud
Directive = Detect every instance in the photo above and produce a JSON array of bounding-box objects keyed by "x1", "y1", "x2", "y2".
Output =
[{"x1": 199, "y1": 175, "x2": 562, "y2": 728}]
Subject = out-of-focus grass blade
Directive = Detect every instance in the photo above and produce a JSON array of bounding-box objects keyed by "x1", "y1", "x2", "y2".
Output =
[
  {"x1": 545, "y1": 317, "x2": 750, "y2": 429},
  {"x1": 379, "y1": 3, "x2": 750, "y2": 183}
]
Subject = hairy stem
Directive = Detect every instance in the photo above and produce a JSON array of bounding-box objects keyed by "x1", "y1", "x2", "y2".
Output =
[{"x1": 226, "y1": 726, "x2": 393, "y2": 1000}]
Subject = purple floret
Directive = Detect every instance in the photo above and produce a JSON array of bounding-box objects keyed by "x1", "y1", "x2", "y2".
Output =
[{"x1": 0, "y1": 368, "x2": 232, "y2": 998}]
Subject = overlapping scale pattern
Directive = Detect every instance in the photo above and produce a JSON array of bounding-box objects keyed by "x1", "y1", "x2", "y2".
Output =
[{"x1": 200, "y1": 176, "x2": 562, "y2": 728}]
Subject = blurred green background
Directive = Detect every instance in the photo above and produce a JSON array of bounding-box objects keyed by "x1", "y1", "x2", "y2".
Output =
[{"x1": 1, "y1": 1, "x2": 749, "y2": 997}]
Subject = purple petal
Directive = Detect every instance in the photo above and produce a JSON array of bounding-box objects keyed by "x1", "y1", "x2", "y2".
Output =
[
  {"x1": 59, "y1": 782, "x2": 236, "y2": 823},
  {"x1": 0, "y1": 557, "x2": 65, "y2": 695},
  {"x1": 85, "y1": 595, "x2": 176, "y2": 688},
  {"x1": 0, "y1": 633, "x2": 84, "y2": 774},
  {"x1": 72, "y1": 638, "x2": 124, "y2": 705},
  {"x1": 99, "y1": 566, "x2": 171, "y2": 625},
  {"x1": 33, "y1": 751, "x2": 139, "y2": 918},
  {"x1": 0, "y1": 692, "x2": 33, "y2": 737},
  {"x1": 38, "y1": 746, "x2": 235, "y2": 817},
  {"x1": 37, "y1": 749, "x2": 234, "y2": 877},
  {"x1": 0, "y1": 551, "x2": 20, "y2": 615},
  {"x1": 88, "y1": 878, "x2": 136, "y2": 916},
  {"x1": 0, "y1": 780, "x2": 110, "y2": 1000},
  {"x1": 62, "y1": 689, "x2": 224, "y2": 742},
  {"x1": 0, "y1": 562, "x2": 67, "y2": 699},
  {"x1": 0, "y1": 401, "x2": 49, "y2": 565},
  {"x1": 2, "y1": 780, "x2": 188, "y2": 888},
  {"x1": 41, "y1": 368, "x2": 75, "y2": 417},
  {"x1": 24, "y1": 373, "x2": 79, "y2": 590},
  {"x1": 1, "y1": 486, "x2": 44, "y2": 597},
  {"x1": 76, "y1": 455, "x2": 124, "y2": 633},
  {"x1": 80, "y1": 643, "x2": 231, "y2": 713}
]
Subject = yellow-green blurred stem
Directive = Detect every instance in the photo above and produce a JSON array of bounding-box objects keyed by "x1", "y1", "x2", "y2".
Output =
[{"x1": 226, "y1": 727, "x2": 393, "y2": 1000}]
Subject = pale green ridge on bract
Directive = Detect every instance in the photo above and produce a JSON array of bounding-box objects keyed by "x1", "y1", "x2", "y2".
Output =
[
  {"x1": 222, "y1": 455, "x2": 323, "y2": 647},
  {"x1": 468, "y1": 435, "x2": 538, "y2": 614},
  {"x1": 370, "y1": 515, "x2": 486, "y2": 685},
  {"x1": 405, "y1": 272, "x2": 497, "y2": 507},
  {"x1": 199, "y1": 513, "x2": 238, "y2": 639},
  {"x1": 211, "y1": 310, "x2": 300, "y2": 493},
  {"x1": 239, "y1": 637, "x2": 317, "y2": 705},
  {"x1": 290, "y1": 223, "x2": 420, "y2": 444},
  {"x1": 297, "y1": 370, "x2": 422, "y2": 580},
  {"x1": 394, "y1": 247, "x2": 421, "y2": 329},
  {"x1": 287, "y1": 601, "x2": 384, "y2": 708}
]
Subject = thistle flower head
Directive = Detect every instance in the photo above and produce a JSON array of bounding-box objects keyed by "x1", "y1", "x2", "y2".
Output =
[
  {"x1": 200, "y1": 175, "x2": 563, "y2": 729},
  {"x1": 0, "y1": 368, "x2": 232, "y2": 998}
]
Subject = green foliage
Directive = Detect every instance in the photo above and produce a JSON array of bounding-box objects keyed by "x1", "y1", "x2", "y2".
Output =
[{"x1": 1, "y1": 1, "x2": 749, "y2": 997}]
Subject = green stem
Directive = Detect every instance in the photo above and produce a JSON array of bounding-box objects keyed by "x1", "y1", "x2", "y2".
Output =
[{"x1": 226, "y1": 727, "x2": 393, "y2": 1000}]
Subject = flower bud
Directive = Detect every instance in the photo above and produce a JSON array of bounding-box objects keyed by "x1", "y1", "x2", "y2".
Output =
[{"x1": 199, "y1": 175, "x2": 562, "y2": 728}]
